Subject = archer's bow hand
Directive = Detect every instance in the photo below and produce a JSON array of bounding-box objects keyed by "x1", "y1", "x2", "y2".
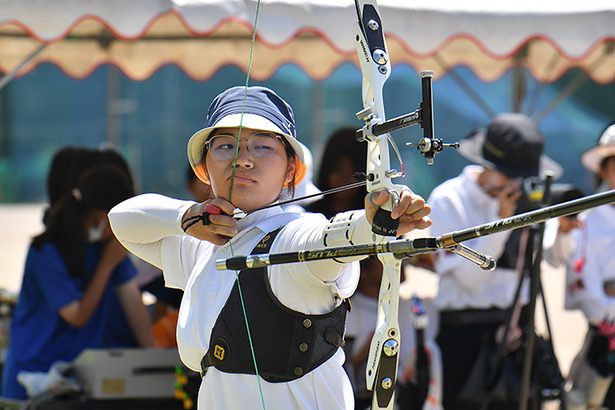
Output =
[
  {"x1": 365, "y1": 190, "x2": 432, "y2": 237},
  {"x1": 181, "y1": 198, "x2": 238, "y2": 245}
]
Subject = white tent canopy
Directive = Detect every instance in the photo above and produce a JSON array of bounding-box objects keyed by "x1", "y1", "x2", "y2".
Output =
[{"x1": 1, "y1": 0, "x2": 615, "y2": 82}]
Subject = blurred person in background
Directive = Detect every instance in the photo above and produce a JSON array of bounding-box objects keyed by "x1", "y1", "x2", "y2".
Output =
[
  {"x1": 306, "y1": 127, "x2": 367, "y2": 218},
  {"x1": 565, "y1": 122, "x2": 615, "y2": 409},
  {"x1": 542, "y1": 185, "x2": 584, "y2": 269},
  {"x1": 1, "y1": 166, "x2": 154, "y2": 399},
  {"x1": 44, "y1": 147, "x2": 97, "y2": 225},
  {"x1": 428, "y1": 114, "x2": 562, "y2": 410},
  {"x1": 46, "y1": 146, "x2": 182, "y2": 347}
]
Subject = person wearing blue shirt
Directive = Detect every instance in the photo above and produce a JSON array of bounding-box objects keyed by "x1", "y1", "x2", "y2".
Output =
[
  {"x1": 42, "y1": 147, "x2": 181, "y2": 348},
  {"x1": 2, "y1": 166, "x2": 154, "y2": 399}
]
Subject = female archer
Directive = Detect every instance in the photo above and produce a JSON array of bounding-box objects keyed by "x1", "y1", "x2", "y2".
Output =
[{"x1": 109, "y1": 86, "x2": 431, "y2": 409}]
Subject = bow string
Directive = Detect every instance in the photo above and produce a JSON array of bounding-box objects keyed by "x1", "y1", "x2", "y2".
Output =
[
  {"x1": 224, "y1": 2, "x2": 437, "y2": 409},
  {"x1": 227, "y1": 1, "x2": 267, "y2": 409}
]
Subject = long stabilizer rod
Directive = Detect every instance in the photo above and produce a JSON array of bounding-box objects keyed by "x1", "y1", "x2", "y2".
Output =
[{"x1": 216, "y1": 189, "x2": 615, "y2": 271}]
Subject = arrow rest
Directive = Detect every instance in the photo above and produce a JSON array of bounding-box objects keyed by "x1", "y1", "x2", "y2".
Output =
[{"x1": 406, "y1": 138, "x2": 460, "y2": 165}]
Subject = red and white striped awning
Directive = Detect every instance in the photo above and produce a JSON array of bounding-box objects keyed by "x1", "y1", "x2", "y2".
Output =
[{"x1": 1, "y1": 0, "x2": 614, "y2": 82}]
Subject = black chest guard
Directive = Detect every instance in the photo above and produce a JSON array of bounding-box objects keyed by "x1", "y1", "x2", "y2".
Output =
[{"x1": 201, "y1": 227, "x2": 349, "y2": 382}]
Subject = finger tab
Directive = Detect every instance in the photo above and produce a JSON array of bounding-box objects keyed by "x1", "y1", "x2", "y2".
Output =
[{"x1": 204, "y1": 204, "x2": 223, "y2": 215}]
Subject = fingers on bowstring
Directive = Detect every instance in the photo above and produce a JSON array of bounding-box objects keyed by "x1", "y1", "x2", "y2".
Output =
[
  {"x1": 208, "y1": 213, "x2": 238, "y2": 228},
  {"x1": 207, "y1": 198, "x2": 236, "y2": 216}
]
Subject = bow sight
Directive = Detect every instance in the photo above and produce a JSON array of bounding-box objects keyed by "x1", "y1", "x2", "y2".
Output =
[
  {"x1": 353, "y1": 3, "x2": 457, "y2": 167},
  {"x1": 356, "y1": 69, "x2": 459, "y2": 165},
  {"x1": 356, "y1": 71, "x2": 459, "y2": 166}
]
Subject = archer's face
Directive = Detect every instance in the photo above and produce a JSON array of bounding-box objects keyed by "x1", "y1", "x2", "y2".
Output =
[{"x1": 202, "y1": 127, "x2": 295, "y2": 211}]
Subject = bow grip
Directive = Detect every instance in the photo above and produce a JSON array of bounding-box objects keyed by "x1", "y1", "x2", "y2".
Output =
[
  {"x1": 372, "y1": 208, "x2": 399, "y2": 236},
  {"x1": 371, "y1": 189, "x2": 401, "y2": 236}
]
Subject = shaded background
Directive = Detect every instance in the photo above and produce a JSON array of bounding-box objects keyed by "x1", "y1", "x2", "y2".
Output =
[
  {"x1": 0, "y1": 63, "x2": 612, "y2": 202},
  {"x1": 1, "y1": 0, "x2": 615, "y2": 202}
]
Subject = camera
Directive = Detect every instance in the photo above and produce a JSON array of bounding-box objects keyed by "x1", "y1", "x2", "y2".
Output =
[
  {"x1": 497, "y1": 181, "x2": 584, "y2": 270},
  {"x1": 517, "y1": 178, "x2": 584, "y2": 216}
]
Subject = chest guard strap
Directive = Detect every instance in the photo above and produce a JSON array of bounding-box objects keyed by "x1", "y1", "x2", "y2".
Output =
[{"x1": 201, "y1": 227, "x2": 349, "y2": 382}]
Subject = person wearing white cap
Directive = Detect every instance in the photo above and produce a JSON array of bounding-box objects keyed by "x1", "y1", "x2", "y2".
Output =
[
  {"x1": 565, "y1": 122, "x2": 615, "y2": 409},
  {"x1": 108, "y1": 86, "x2": 431, "y2": 409}
]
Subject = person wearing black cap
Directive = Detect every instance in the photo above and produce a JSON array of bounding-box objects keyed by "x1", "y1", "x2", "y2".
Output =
[
  {"x1": 427, "y1": 113, "x2": 562, "y2": 410},
  {"x1": 108, "y1": 86, "x2": 431, "y2": 409},
  {"x1": 565, "y1": 122, "x2": 615, "y2": 408}
]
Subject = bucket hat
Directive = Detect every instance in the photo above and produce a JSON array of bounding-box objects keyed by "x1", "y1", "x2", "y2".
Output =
[
  {"x1": 187, "y1": 86, "x2": 306, "y2": 185},
  {"x1": 458, "y1": 113, "x2": 562, "y2": 179}
]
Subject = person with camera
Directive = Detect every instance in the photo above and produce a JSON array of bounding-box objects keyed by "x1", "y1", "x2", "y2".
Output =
[
  {"x1": 565, "y1": 122, "x2": 615, "y2": 409},
  {"x1": 427, "y1": 113, "x2": 562, "y2": 410}
]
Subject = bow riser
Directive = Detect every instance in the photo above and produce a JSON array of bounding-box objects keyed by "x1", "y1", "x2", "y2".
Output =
[
  {"x1": 355, "y1": 2, "x2": 404, "y2": 409},
  {"x1": 355, "y1": 2, "x2": 406, "y2": 237}
]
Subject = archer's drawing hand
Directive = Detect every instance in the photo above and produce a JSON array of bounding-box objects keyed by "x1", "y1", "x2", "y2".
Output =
[
  {"x1": 182, "y1": 198, "x2": 238, "y2": 245},
  {"x1": 365, "y1": 190, "x2": 432, "y2": 236}
]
